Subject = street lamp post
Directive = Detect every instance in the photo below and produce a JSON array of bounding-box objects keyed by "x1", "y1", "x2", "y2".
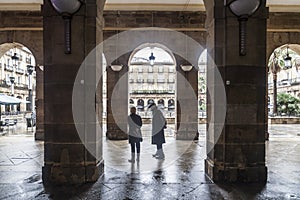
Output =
[
  {"x1": 27, "y1": 65, "x2": 34, "y2": 112},
  {"x1": 11, "y1": 50, "x2": 19, "y2": 113},
  {"x1": 9, "y1": 76, "x2": 15, "y2": 113},
  {"x1": 284, "y1": 46, "x2": 292, "y2": 69},
  {"x1": 9, "y1": 76, "x2": 15, "y2": 96}
]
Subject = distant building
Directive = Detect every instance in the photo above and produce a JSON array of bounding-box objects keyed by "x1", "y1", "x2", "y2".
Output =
[
  {"x1": 0, "y1": 46, "x2": 36, "y2": 114},
  {"x1": 268, "y1": 67, "x2": 300, "y2": 114},
  {"x1": 129, "y1": 47, "x2": 176, "y2": 118}
]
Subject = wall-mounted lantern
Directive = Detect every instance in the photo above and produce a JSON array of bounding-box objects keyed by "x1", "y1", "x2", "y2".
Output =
[
  {"x1": 111, "y1": 65, "x2": 123, "y2": 72},
  {"x1": 49, "y1": 0, "x2": 82, "y2": 54},
  {"x1": 181, "y1": 64, "x2": 193, "y2": 84},
  {"x1": 228, "y1": 0, "x2": 261, "y2": 56},
  {"x1": 284, "y1": 46, "x2": 292, "y2": 69},
  {"x1": 180, "y1": 65, "x2": 193, "y2": 72}
]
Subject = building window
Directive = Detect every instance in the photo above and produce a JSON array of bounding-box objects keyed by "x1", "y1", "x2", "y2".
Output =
[
  {"x1": 199, "y1": 66, "x2": 206, "y2": 73},
  {"x1": 147, "y1": 73, "x2": 154, "y2": 83},
  {"x1": 137, "y1": 74, "x2": 143, "y2": 83},
  {"x1": 168, "y1": 74, "x2": 174, "y2": 83},
  {"x1": 169, "y1": 84, "x2": 174, "y2": 91},
  {"x1": 137, "y1": 99, "x2": 144, "y2": 111},
  {"x1": 138, "y1": 67, "x2": 143, "y2": 73},
  {"x1": 148, "y1": 66, "x2": 153, "y2": 73},
  {"x1": 158, "y1": 66, "x2": 164, "y2": 73},
  {"x1": 169, "y1": 67, "x2": 174, "y2": 73},
  {"x1": 157, "y1": 74, "x2": 165, "y2": 83},
  {"x1": 168, "y1": 99, "x2": 175, "y2": 111},
  {"x1": 148, "y1": 99, "x2": 154, "y2": 105},
  {"x1": 158, "y1": 99, "x2": 165, "y2": 108}
]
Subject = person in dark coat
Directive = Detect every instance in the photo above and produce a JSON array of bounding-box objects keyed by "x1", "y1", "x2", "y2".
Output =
[
  {"x1": 148, "y1": 103, "x2": 166, "y2": 159},
  {"x1": 128, "y1": 106, "x2": 143, "y2": 163}
]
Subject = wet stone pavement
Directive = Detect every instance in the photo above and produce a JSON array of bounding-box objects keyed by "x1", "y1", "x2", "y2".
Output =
[{"x1": 0, "y1": 124, "x2": 299, "y2": 199}]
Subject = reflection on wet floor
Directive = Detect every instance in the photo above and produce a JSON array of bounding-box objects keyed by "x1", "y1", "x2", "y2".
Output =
[
  {"x1": 0, "y1": 124, "x2": 299, "y2": 199},
  {"x1": 104, "y1": 137, "x2": 205, "y2": 174}
]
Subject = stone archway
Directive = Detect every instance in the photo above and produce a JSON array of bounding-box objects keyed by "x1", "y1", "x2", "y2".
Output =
[
  {"x1": 105, "y1": 38, "x2": 201, "y2": 141},
  {"x1": 0, "y1": 31, "x2": 43, "y2": 65},
  {"x1": 0, "y1": 40, "x2": 44, "y2": 140}
]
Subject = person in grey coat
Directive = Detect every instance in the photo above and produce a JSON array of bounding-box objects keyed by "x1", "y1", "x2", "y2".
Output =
[
  {"x1": 128, "y1": 106, "x2": 143, "y2": 163},
  {"x1": 148, "y1": 103, "x2": 166, "y2": 159}
]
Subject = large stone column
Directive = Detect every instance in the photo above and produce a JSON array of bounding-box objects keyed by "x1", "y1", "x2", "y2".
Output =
[
  {"x1": 35, "y1": 66, "x2": 44, "y2": 140},
  {"x1": 106, "y1": 64, "x2": 128, "y2": 140},
  {"x1": 204, "y1": 0, "x2": 268, "y2": 182},
  {"x1": 176, "y1": 62, "x2": 199, "y2": 140},
  {"x1": 42, "y1": 0, "x2": 104, "y2": 184}
]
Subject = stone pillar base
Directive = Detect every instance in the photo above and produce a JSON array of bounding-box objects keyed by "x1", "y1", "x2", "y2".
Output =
[
  {"x1": 35, "y1": 129, "x2": 44, "y2": 140},
  {"x1": 205, "y1": 159, "x2": 267, "y2": 183},
  {"x1": 42, "y1": 160, "x2": 104, "y2": 185},
  {"x1": 106, "y1": 131, "x2": 128, "y2": 140},
  {"x1": 176, "y1": 131, "x2": 199, "y2": 140}
]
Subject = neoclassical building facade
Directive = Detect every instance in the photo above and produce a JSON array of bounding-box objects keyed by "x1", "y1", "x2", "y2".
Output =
[{"x1": 0, "y1": 45, "x2": 36, "y2": 113}]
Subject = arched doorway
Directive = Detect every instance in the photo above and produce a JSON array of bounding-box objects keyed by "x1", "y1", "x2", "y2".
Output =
[
  {"x1": 0, "y1": 43, "x2": 36, "y2": 128},
  {"x1": 127, "y1": 44, "x2": 177, "y2": 137},
  {"x1": 267, "y1": 44, "x2": 300, "y2": 116},
  {"x1": 104, "y1": 38, "x2": 203, "y2": 172}
]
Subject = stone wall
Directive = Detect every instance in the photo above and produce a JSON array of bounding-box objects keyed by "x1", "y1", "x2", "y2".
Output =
[
  {"x1": 267, "y1": 12, "x2": 300, "y2": 59},
  {"x1": 1, "y1": 10, "x2": 299, "y2": 66},
  {"x1": 0, "y1": 10, "x2": 44, "y2": 141},
  {"x1": 0, "y1": 11, "x2": 43, "y2": 65},
  {"x1": 103, "y1": 11, "x2": 207, "y2": 47}
]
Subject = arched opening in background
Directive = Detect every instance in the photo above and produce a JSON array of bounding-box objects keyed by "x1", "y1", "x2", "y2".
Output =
[
  {"x1": 0, "y1": 42, "x2": 36, "y2": 134},
  {"x1": 128, "y1": 44, "x2": 176, "y2": 136},
  {"x1": 198, "y1": 49, "x2": 207, "y2": 132},
  {"x1": 268, "y1": 44, "x2": 300, "y2": 116}
]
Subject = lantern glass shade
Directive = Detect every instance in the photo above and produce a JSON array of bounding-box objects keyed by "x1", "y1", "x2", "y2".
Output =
[
  {"x1": 9, "y1": 76, "x2": 15, "y2": 84},
  {"x1": 27, "y1": 65, "x2": 34, "y2": 74},
  {"x1": 229, "y1": 0, "x2": 261, "y2": 16},
  {"x1": 284, "y1": 56, "x2": 292, "y2": 69},
  {"x1": 111, "y1": 65, "x2": 123, "y2": 72},
  {"x1": 180, "y1": 65, "x2": 193, "y2": 72},
  {"x1": 50, "y1": 0, "x2": 81, "y2": 14}
]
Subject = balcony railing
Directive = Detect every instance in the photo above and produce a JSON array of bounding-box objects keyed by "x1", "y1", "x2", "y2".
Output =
[
  {"x1": 16, "y1": 68, "x2": 25, "y2": 74},
  {"x1": 0, "y1": 80, "x2": 29, "y2": 90},
  {"x1": 291, "y1": 78, "x2": 300, "y2": 85},
  {"x1": 15, "y1": 83, "x2": 29, "y2": 90},
  {"x1": 157, "y1": 79, "x2": 165, "y2": 83},
  {"x1": 268, "y1": 78, "x2": 300, "y2": 88},
  {"x1": 5, "y1": 65, "x2": 14, "y2": 72},
  {"x1": 131, "y1": 90, "x2": 175, "y2": 94}
]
